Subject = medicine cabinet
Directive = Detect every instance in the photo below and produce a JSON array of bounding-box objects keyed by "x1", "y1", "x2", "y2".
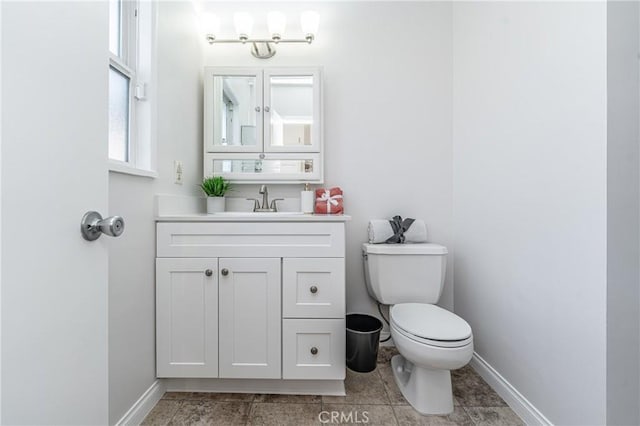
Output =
[{"x1": 204, "y1": 67, "x2": 323, "y2": 183}]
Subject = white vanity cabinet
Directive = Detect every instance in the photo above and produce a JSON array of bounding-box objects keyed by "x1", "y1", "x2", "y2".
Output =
[{"x1": 156, "y1": 216, "x2": 349, "y2": 393}]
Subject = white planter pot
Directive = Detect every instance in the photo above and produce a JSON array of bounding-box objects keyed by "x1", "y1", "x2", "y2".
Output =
[{"x1": 207, "y1": 196, "x2": 226, "y2": 214}]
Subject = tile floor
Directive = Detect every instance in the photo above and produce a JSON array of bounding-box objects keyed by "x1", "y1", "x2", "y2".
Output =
[{"x1": 142, "y1": 348, "x2": 524, "y2": 425}]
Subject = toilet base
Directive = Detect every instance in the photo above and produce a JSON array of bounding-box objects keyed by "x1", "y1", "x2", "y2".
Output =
[{"x1": 391, "y1": 354, "x2": 454, "y2": 415}]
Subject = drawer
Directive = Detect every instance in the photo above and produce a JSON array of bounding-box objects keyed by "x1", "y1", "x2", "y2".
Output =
[
  {"x1": 157, "y1": 222, "x2": 345, "y2": 258},
  {"x1": 283, "y1": 258, "x2": 345, "y2": 318},
  {"x1": 282, "y1": 319, "x2": 345, "y2": 380}
]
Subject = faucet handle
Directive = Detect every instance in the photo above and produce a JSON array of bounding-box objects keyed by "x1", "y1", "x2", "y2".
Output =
[
  {"x1": 269, "y1": 198, "x2": 284, "y2": 212},
  {"x1": 246, "y1": 198, "x2": 260, "y2": 212}
]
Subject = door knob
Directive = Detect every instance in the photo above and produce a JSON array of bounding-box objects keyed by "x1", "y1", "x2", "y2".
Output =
[
  {"x1": 310, "y1": 285, "x2": 318, "y2": 294},
  {"x1": 221, "y1": 268, "x2": 229, "y2": 276},
  {"x1": 264, "y1": 106, "x2": 271, "y2": 112},
  {"x1": 81, "y1": 211, "x2": 125, "y2": 241},
  {"x1": 310, "y1": 347, "x2": 318, "y2": 355},
  {"x1": 205, "y1": 269, "x2": 213, "y2": 277}
]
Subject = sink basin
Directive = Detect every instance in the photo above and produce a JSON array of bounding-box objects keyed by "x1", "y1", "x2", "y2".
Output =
[{"x1": 209, "y1": 211, "x2": 306, "y2": 217}]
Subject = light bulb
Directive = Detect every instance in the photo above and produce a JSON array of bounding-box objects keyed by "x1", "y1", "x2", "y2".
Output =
[
  {"x1": 234, "y1": 12, "x2": 253, "y2": 41},
  {"x1": 267, "y1": 11, "x2": 286, "y2": 41},
  {"x1": 201, "y1": 13, "x2": 220, "y2": 42},
  {"x1": 300, "y1": 10, "x2": 319, "y2": 42}
]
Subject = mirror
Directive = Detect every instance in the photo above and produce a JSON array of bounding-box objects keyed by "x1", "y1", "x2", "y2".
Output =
[
  {"x1": 268, "y1": 76, "x2": 314, "y2": 148},
  {"x1": 212, "y1": 76, "x2": 257, "y2": 147}
]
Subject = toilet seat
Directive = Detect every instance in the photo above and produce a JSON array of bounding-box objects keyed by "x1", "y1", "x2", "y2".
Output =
[
  {"x1": 391, "y1": 322, "x2": 473, "y2": 348},
  {"x1": 390, "y1": 303, "x2": 472, "y2": 348}
]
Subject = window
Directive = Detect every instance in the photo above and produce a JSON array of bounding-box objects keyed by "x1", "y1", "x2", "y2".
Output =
[{"x1": 108, "y1": 0, "x2": 156, "y2": 176}]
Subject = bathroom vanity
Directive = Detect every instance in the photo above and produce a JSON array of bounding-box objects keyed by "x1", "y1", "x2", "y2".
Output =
[{"x1": 155, "y1": 213, "x2": 350, "y2": 395}]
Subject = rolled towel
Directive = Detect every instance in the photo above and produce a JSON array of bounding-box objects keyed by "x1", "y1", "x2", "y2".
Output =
[{"x1": 368, "y1": 218, "x2": 428, "y2": 244}]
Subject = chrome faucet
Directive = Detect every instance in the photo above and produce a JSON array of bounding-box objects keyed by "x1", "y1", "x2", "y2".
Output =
[
  {"x1": 259, "y1": 185, "x2": 269, "y2": 210},
  {"x1": 247, "y1": 185, "x2": 284, "y2": 212}
]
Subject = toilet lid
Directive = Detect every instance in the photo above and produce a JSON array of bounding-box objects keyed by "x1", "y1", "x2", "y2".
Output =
[{"x1": 390, "y1": 303, "x2": 472, "y2": 341}]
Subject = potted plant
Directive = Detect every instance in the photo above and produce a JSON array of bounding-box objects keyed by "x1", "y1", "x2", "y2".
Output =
[{"x1": 201, "y1": 175, "x2": 231, "y2": 214}]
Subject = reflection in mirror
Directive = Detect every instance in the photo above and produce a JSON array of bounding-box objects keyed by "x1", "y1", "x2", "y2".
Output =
[
  {"x1": 213, "y1": 76, "x2": 257, "y2": 147},
  {"x1": 269, "y1": 76, "x2": 313, "y2": 147},
  {"x1": 213, "y1": 159, "x2": 314, "y2": 175}
]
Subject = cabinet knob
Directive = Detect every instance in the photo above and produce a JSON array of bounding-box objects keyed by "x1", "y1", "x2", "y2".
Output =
[
  {"x1": 264, "y1": 106, "x2": 271, "y2": 112},
  {"x1": 205, "y1": 269, "x2": 213, "y2": 277},
  {"x1": 255, "y1": 106, "x2": 261, "y2": 112},
  {"x1": 221, "y1": 268, "x2": 229, "y2": 276},
  {"x1": 310, "y1": 347, "x2": 318, "y2": 355},
  {"x1": 310, "y1": 285, "x2": 318, "y2": 294}
]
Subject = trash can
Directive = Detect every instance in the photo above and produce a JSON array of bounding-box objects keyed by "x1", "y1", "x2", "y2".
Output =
[{"x1": 346, "y1": 313, "x2": 383, "y2": 373}]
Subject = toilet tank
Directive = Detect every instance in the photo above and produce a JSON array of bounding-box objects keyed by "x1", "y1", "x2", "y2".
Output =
[{"x1": 362, "y1": 243, "x2": 448, "y2": 304}]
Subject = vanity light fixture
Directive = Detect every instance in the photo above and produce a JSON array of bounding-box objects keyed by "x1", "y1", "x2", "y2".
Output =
[{"x1": 202, "y1": 11, "x2": 319, "y2": 59}]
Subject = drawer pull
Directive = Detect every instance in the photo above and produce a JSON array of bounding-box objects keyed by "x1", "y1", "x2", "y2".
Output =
[
  {"x1": 205, "y1": 269, "x2": 213, "y2": 277},
  {"x1": 221, "y1": 268, "x2": 229, "y2": 276},
  {"x1": 310, "y1": 285, "x2": 318, "y2": 294},
  {"x1": 310, "y1": 347, "x2": 318, "y2": 355}
]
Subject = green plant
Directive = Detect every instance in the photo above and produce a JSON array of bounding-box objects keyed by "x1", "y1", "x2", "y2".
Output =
[{"x1": 200, "y1": 176, "x2": 231, "y2": 197}]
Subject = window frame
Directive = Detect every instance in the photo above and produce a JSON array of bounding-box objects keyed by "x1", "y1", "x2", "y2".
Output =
[{"x1": 108, "y1": 0, "x2": 157, "y2": 178}]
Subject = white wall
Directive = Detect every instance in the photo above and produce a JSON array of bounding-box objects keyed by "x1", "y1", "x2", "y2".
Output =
[
  {"x1": 156, "y1": 2, "x2": 204, "y2": 197},
  {"x1": 606, "y1": 2, "x2": 640, "y2": 424},
  {"x1": 199, "y1": 1, "x2": 454, "y2": 326},
  {"x1": 0, "y1": 1, "x2": 3, "y2": 421},
  {"x1": 108, "y1": 174, "x2": 157, "y2": 424},
  {"x1": 452, "y1": 2, "x2": 608, "y2": 425},
  {"x1": 107, "y1": 2, "x2": 203, "y2": 423}
]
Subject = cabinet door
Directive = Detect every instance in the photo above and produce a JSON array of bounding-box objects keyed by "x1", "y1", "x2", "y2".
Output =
[
  {"x1": 156, "y1": 258, "x2": 218, "y2": 378},
  {"x1": 263, "y1": 68, "x2": 321, "y2": 153},
  {"x1": 219, "y1": 258, "x2": 281, "y2": 378},
  {"x1": 204, "y1": 67, "x2": 263, "y2": 153}
]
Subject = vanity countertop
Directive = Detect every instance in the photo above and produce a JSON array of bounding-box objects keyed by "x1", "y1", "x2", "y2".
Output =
[{"x1": 156, "y1": 213, "x2": 351, "y2": 223}]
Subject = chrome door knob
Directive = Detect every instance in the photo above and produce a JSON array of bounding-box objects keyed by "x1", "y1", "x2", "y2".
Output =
[
  {"x1": 264, "y1": 106, "x2": 271, "y2": 112},
  {"x1": 221, "y1": 268, "x2": 229, "y2": 276},
  {"x1": 205, "y1": 269, "x2": 213, "y2": 277},
  {"x1": 99, "y1": 215, "x2": 125, "y2": 237},
  {"x1": 310, "y1": 286, "x2": 318, "y2": 294},
  {"x1": 255, "y1": 106, "x2": 261, "y2": 112},
  {"x1": 310, "y1": 347, "x2": 318, "y2": 355},
  {"x1": 81, "y1": 211, "x2": 125, "y2": 241}
]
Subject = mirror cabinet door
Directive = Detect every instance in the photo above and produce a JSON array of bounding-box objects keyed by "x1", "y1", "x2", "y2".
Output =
[
  {"x1": 207, "y1": 71, "x2": 262, "y2": 152},
  {"x1": 264, "y1": 69, "x2": 320, "y2": 153}
]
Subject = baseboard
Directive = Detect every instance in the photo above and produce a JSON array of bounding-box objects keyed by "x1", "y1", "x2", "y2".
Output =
[
  {"x1": 470, "y1": 352, "x2": 552, "y2": 425},
  {"x1": 164, "y1": 378, "x2": 345, "y2": 396},
  {"x1": 115, "y1": 380, "x2": 166, "y2": 426}
]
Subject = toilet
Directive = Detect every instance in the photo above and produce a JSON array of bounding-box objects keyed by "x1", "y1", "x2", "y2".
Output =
[{"x1": 362, "y1": 243, "x2": 473, "y2": 415}]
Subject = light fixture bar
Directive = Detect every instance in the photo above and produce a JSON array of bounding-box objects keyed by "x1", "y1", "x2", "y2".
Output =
[
  {"x1": 206, "y1": 37, "x2": 313, "y2": 44},
  {"x1": 204, "y1": 10, "x2": 318, "y2": 59}
]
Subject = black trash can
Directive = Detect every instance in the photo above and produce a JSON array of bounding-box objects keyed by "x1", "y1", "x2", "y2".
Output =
[{"x1": 346, "y1": 313, "x2": 383, "y2": 373}]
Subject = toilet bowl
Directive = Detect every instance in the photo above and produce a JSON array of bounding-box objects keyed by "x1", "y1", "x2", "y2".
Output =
[
  {"x1": 362, "y1": 242, "x2": 473, "y2": 415},
  {"x1": 389, "y1": 303, "x2": 473, "y2": 414}
]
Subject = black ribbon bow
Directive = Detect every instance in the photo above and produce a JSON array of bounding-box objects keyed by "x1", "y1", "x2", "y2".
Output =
[{"x1": 385, "y1": 215, "x2": 415, "y2": 244}]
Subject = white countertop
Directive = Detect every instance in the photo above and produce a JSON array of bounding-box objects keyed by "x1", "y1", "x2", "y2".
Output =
[{"x1": 156, "y1": 213, "x2": 351, "y2": 222}]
